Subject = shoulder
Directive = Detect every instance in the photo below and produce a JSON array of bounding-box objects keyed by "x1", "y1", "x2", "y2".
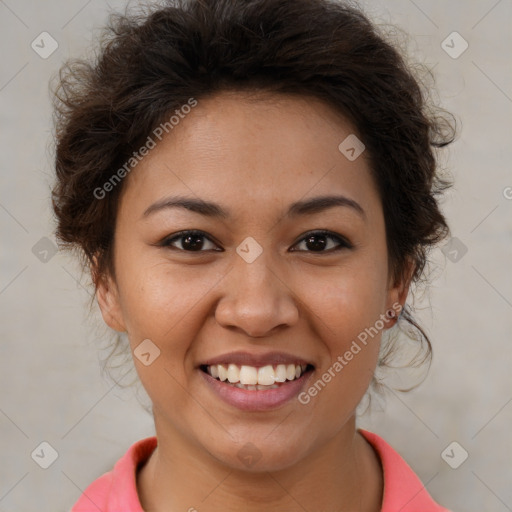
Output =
[
  {"x1": 72, "y1": 432, "x2": 453, "y2": 511},
  {"x1": 358, "y1": 429, "x2": 453, "y2": 512},
  {"x1": 70, "y1": 436, "x2": 157, "y2": 512}
]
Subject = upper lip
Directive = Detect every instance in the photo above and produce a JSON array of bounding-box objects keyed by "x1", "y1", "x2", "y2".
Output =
[{"x1": 199, "y1": 351, "x2": 314, "y2": 368}]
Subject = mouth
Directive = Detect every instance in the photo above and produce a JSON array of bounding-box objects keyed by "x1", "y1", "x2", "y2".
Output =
[
  {"x1": 198, "y1": 356, "x2": 315, "y2": 411},
  {"x1": 200, "y1": 363, "x2": 314, "y2": 390}
]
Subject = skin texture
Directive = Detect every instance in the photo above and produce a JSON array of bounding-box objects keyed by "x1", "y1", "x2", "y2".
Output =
[{"x1": 96, "y1": 91, "x2": 412, "y2": 511}]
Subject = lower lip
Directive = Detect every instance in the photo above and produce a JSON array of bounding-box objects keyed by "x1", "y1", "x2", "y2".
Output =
[{"x1": 199, "y1": 369, "x2": 313, "y2": 411}]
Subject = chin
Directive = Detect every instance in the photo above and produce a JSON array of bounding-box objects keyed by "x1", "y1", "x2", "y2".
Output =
[{"x1": 205, "y1": 434, "x2": 310, "y2": 473}]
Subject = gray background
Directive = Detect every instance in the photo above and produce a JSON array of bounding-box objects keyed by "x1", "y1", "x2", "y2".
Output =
[{"x1": 1, "y1": 1, "x2": 511, "y2": 511}]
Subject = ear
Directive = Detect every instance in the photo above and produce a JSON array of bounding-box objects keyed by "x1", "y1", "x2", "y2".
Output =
[
  {"x1": 92, "y1": 258, "x2": 126, "y2": 332},
  {"x1": 384, "y1": 258, "x2": 415, "y2": 326}
]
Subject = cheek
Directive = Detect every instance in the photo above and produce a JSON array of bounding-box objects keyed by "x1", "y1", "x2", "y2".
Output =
[
  {"x1": 298, "y1": 251, "x2": 389, "y2": 396},
  {"x1": 114, "y1": 262, "x2": 222, "y2": 410},
  {"x1": 298, "y1": 272, "x2": 386, "y2": 426},
  {"x1": 116, "y1": 259, "x2": 221, "y2": 350},
  {"x1": 307, "y1": 256, "x2": 389, "y2": 337}
]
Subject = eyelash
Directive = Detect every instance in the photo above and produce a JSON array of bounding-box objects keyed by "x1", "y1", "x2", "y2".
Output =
[{"x1": 159, "y1": 229, "x2": 353, "y2": 253}]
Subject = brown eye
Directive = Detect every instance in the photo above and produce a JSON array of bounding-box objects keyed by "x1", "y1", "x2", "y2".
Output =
[
  {"x1": 161, "y1": 230, "x2": 220, "y2": 252},
  {"x1": 291, "y1": 230, "x2": 352, "y2": 253}
]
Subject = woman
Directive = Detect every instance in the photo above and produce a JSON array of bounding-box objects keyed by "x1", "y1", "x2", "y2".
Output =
[{"x1": 51, "y1": 0, "x2": 454, "y2": 510}]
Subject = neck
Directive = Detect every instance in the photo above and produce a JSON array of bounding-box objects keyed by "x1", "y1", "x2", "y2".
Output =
[{"x1": 137, "y1": 415, "x2": 383, "y2": 512}]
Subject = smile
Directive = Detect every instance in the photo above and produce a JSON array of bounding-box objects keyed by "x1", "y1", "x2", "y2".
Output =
[
  {"x1": 201, "y1": 363, "x2": 311, "y2": 389},
  {"x1": 199, "y1": 361, "x2": 315, "y2": 411}
]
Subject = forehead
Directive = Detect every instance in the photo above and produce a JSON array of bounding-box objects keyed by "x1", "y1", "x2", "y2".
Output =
[{"x1": 119, "y1": 91, "x2": 381, "y2": 223}]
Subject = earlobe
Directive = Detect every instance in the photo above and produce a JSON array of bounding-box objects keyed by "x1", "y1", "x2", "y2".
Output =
[
  {"x1": 385, "y1": 260, "x2": 415, "y2": 326},
  {"x1": 95, "y1": 273, "x2": 126, "y2": 332}
]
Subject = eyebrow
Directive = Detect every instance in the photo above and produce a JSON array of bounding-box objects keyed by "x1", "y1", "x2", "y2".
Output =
[{"x1": 142, "y1": 194, "x2": 366, "y2": 220}]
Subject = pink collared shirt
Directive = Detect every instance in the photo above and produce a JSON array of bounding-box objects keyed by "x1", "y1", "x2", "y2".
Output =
[{"x1": 71, "y1": 429, "x2": 452, "y2": 511}]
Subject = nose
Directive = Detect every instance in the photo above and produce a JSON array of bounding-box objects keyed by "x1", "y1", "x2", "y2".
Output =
[{"x1": 214, "y1": 248, "x2": 300, "y2": 338}]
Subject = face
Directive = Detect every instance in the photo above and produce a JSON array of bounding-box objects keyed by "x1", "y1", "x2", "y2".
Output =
[{"x1": 97, "y1": 91, "x2": 409, "y2": 472}]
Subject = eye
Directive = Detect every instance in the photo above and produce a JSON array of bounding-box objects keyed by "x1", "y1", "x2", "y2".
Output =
[
  {"x1": 290, "y1": 230, "x2": 352, "y2": 253},
  {"x1": 160, "y1": 230, "x2": 221, "y2": 252},
  {"x1": 158, "y1": 229, "x2": 352, "y2": 253}
]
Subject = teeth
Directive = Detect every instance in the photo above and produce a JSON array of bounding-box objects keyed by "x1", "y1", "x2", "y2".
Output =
[
  {"x1": 205, "y1": 363, "x2": 307, "y2": 385},
  {"x1": 218, "y1": 364, "x2": 228, "y2": 382},
  {"x1": 257, "y1": 365, "x2": 275, "y2": 385},
  {"x1": 239, "y1": 365, "x2": 258, "y2": 385},
  {"x1": 275, "y1": 364, "x2": 287, "y2": 383},
  {"x1": 234, "y1": 383, "x2": 280, "y2": 390},
  {"x1": 227, "y1": 364, "x2": 239, "y2": 383}
]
